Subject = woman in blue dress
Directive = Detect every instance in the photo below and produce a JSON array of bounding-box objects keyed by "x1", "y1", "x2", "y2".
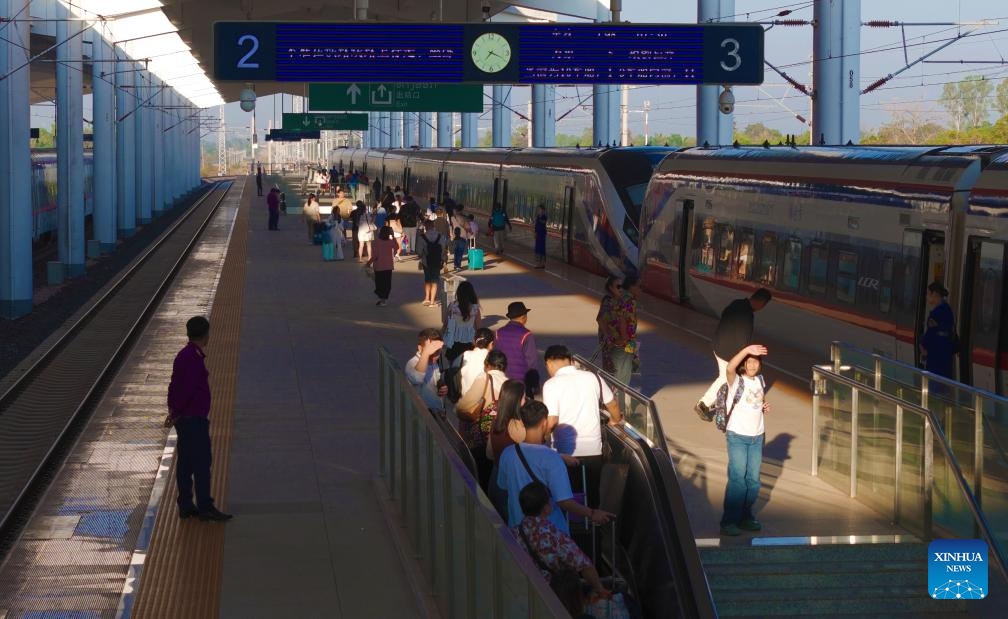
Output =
[
  {"x1": 920, "y1": 281, "x2": 957, "y2": 380},
  {"x1": 533, "y1": 205, "x2": 547, "y2": 269}
]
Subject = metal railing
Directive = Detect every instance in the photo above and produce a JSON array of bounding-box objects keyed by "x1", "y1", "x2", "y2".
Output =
[
  {"x1": 572, "y1": 355, "x2": 671, "y2": 458},
  {"x1": 811, "y1": 362, "x2": 1008, "y2": 585},
  {"x1": 376, "y1": 347, "x2": 569, "y2": 618}
]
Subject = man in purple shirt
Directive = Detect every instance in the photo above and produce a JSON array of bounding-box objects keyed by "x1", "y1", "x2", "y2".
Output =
[
  {"x1": 495, "y1": 301, "x2": 540, "y2": 397},
  {"x1": 166, "y1": 316, "x2": 232, "y2": 522}
]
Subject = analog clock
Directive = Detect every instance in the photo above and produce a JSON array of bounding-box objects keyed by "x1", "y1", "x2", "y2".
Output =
[{"x1": 471, "y1": 32, "x2": 512, "y2": 74}]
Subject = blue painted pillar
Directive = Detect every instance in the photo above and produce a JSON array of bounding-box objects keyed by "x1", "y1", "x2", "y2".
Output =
[
  {"x1": 134, "y1": 68, "x2": 151, "y2": 224},
  {"x1": 697, "y1": 0, "x2": 734, "y2": 146},
  {"x1": 91, "y1": 26, "x2": 116, "y2": 252},
  {"x1": 593, "y1": 3, "x2": 620, "y2": 147},
  {"x1": 403, "y1": 112, "x2": 418, "y2": 147},
  {"x1": 531, "y1": 84, "x2": 556, "y2": 147},
  {"x1": 116, "y1": 50, "x2": 136, "y2": 237},
  {"x1": 390, "y1": 111, "x2": 403, "y2": 148},
  {"x1": 418, "y1": 112, "x2": 432, "y2": 147},
  {"x1": 0, "y1": 0, "x2": 32, "y2": 318},
  {"x1": 57, "y1": 15, "x2": 85, "y2": 277},
  {"x1": 366, "y1": 112, "x2": 374, "y2": 147},
  {"x1": 151, "y1": 75, "x2": 164, "y2": 214},
  {"x1": 436, "y1": 112, "x2": 452, "y2": 147},
  {"x1": 812, "y1": 0, "x2": 860, "y2": 145},
  {"x1": 492, "y1": 85, "x2": 512, "y2": 147},
  {"x1": 461, "y1": 113, "x2": 477, "y2": 147}
]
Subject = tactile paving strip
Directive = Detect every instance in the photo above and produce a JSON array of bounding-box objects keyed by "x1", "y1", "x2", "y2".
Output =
[
  {"x1": 0, "y1": 187, "x2": 241, "y2": 619},
  {"x1": 129, "y1": 179, "x2": 250, "y2": 618}
]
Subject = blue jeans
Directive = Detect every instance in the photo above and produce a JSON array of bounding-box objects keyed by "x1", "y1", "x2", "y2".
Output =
[
  {"x1": 721, "y1": 431, "x2": 764, "y2": 527},
  {"x1": 609, "y1": 347, "x2": 634, "y2": 386}
]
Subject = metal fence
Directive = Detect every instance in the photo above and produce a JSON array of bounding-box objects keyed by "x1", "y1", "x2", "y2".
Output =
[{"x1": 377, "y1": 346, "x2": 568, "y2": 618}]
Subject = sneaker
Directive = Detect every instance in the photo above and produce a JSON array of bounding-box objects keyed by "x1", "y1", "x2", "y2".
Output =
[
  {"x1": 695, "y1": 401, "x2": 713, "y2": 422},
  {"x1": 739, "y1": 519, "x2": 762, "y2": 531},
  {"x1": 376, "y1": 300, "x2": 387, "y2": 306},
  {"x1": 178, "y1": 504, "x2": 198, "y2": 519},
  {"x1": 198, "y1": 506, "x2": 234, "y2": 522},
  {"x1": 719, "y1": 524, "x2": 742, "y2": 536}
]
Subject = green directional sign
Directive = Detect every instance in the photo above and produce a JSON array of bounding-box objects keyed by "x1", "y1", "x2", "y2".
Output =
[
  {"x1": 282, "y1": 113, "x2": 368, "y2": 131},
  {"x1": 308, "y1": 82, "x2": 483, "y2": 113}
]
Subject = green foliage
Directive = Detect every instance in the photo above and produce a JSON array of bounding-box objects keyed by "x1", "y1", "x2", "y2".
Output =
[
  {"x1": 996, "y1": 80, "x2": 1008, "y2": 119},
  {"x1": 940, "y1": 75, "x2": 992, "y2": 131},
  {"x1": 734, "y1": 122, "x2": 785, "y2": 145},
  {"x1": 32, "y1": 124, "x2": 55, "y2": 148}
]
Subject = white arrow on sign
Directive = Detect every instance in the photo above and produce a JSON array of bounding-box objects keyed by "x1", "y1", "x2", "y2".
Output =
[
  {"x1": 346, "y1": 83, "x2": 362, "y2": 105},
  {"x1": 302, "y1": 116, "x2": 311, "y2": 127},
  {"x1": 372, "y1": 84, "x2": 393, "y2": 106}
]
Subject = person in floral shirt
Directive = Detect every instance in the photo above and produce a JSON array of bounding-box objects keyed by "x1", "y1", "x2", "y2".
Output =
[
  {"x1": 513, "y1": 481, "x2": 609, "y2": 599},
  {"x1": 596, "y1": 275, "x2": 640, "y2": 385},
  {"x1": 595, "y1": 276, "x2": 622, "y2": 374}
]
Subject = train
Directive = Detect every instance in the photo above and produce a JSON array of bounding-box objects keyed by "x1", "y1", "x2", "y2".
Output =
[
  {"x1": 31, "y1": 149, "x2": 95, "y2": 241},
  {"x1": 332, "y1": 145, "x2": 1008, "y2": 395},
  {"x1": 331, "y1": 147, "x2": 671, "y2": 277}
]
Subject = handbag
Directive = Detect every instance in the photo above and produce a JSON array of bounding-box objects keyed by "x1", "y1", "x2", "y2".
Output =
[{"x1": 458, "y1": 374, "x2": 494, "y2": 423}]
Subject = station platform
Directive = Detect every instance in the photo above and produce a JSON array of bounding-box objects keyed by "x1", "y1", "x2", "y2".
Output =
[{"x1": 0, "y1": 173, "x2": 979, "y2": 617}]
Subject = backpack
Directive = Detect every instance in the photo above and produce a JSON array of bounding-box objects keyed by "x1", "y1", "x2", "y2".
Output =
[
  {"x1": 712, "y1": 375, "x2": 765, "y2": 433},
  {"x1": 491, "y1": 209, "x2": 506, "y2": 230},
  {"x1": 400, "y1": 204, "x2": 418, "y2": 227},
  {"x1": 420, "y1": 233, "x2": 443, "y2": 270}
]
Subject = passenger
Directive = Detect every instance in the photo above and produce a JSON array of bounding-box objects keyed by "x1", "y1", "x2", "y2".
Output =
[
  {"x1": 398, "y1": 196, "x2": 421, "y2": 256},
  {"x1": 696, "y1": 288, "x2": 772, "y2": 421},
  {"x1": 443, "y1": 280, "x2": 481, "y2": 366},
  {"x1": 349, "y1": 200, "x2": 364, "y2": 258},
  {"x1": 514, "y1": 481, "x2": 610, "y2": 601},
  {"x1": 613, "y1": 275, "x2": 641, "y2": 386},
  {"x1": 374, "y1": 200, "x2": 388, "y2": 230},
  {"x1": 456, "y1": 351, "x2": 511, "y2": 489},
  {"x1": 488, "y1": 203, "x2": 512, "y2": 255},
  {"x1": 255, "y1": 164, "x2": 263, "y2": 196},
  {"x1": 166, "y1": 316, "x2": 232, "y2": 521},
  {"x1": 442, "y1": 191, "x2": 457, "y2": 219},
  {"x1": 371, "y1": 176, "x2": 382, "y2": 200},
  {"x1": 486, "y1": 379, "x2": 527, "y2": 517},
  {"x1": 459, "y1": 328, "x2": 494, "y2": 395},
  {"x1": 432, "y1": 208, "x2": 452, "y2": 266},
  {"x1": 451, "y1": 204, "x2": 469, "y2": 240},
  {"x1": 498, "y1": 401, "x2": 613, "y2": 533},
  {"x1": 326, "y1": 206, "x2": 344, "y2": 261},
  {"x1": 495, "y1": 302, "x2": 540, "y2": 397},
  {"x1": 595, "y1": 275, "x2": 622, "y2": 363},
  {"x1": 357, "y1": 202, "x2": 376, "y2": 261},
  {"x1": 405, "y1": 328, "x2": 449, "y2": 415},
  {"x1": 266, "y1": 184, "x2": 280, "y2": 231},
  {"x1": 387, "y1": 204, "x2": 405, "y2": 261},
  {"x1": 366, "y1": 225, "x2": 399, "y2": 306},
  {"x1": 303, "y1": 192, "x2": 321, "y2": 244},
  {"x1": 417, "y1": 224, "x2": 447, "y2": 307},
  {"x1": 451, "y1": 227, "x2": 468, "y2": 271},
  {"x1": 534, "y1": 204, "x2": 548, "y2": 269},
  {"x1": 333, "y1": 189, "x2": 353, "y2": 226},
  {"x1": 718, "y1": 344, "x2": 770, "y2": 536},
  {"x1": 542, "y1": 345, "x2": 624, "y2": 509},
  {"x1": 465, "y1": 213, "x2": 479, "y2": 241},
  {"x1": 920, "y1": 281, "x2": 957, "y2": 380}
]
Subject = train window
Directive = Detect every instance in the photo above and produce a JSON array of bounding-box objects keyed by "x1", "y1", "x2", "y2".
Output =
[
  {"x1": 781, "y1": 238, "x2": 802, "y2": 291},
  {"x1": 808, "y1": 242, "x2": 829, "y2": 296},
  {"x1": 715, "y1": 223, "x2": 735, "y2": 276},
  {"x1": 835, "y1": 250, "x2": 858, "y2": 304},
  {"x1": 694, "y1": 217, "x2": 716, "y2": 273},
  {"x1": 755, "y1": 232, "x2": 778, "y2": 286},
  {"x1": 879, "y1": 255, "x2": 894, "y2": 314},
  {"x1": 734, "y1": 229, "x2": 755, "y2": 281}
]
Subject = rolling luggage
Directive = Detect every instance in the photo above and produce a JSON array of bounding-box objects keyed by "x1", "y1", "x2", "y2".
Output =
[{"x1": 467, "y1": 247, "x2": 484, "y2": 270}]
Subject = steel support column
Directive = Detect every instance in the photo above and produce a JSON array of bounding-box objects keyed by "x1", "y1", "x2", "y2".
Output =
[
  {"x1": 135, "y1": 69, "x2": 152, "y2": 224},
  {"x1": 116, "y1": 50, "x2": 136, "y2": 237},
  {"x1": 812, "y1": 0, "x2": 860, "y2": 145},
  {"x1": 436, "y1": 112, "x2": 452, "y2": 147},
  {"x1": 0, "y1": 0, "x2": 32, "y2": 317},
  {"x1": 491, "y1": 85, "x2": 512, "y2": 147},
  {"x1": 403, "y1": 112, "x2": 418, "y2": 147},
  {"x1": 593, "y1": 2, "x2": 620, "y2": 147},
  {"x1": 390, "y1": 111, "x2": 403, "y2": 148},
  {"x1": 418, "y1": 112, "x2": 432, "y2": 147},
  {"x1": 57, "y1": 14, "x2": 85, "y2": 277},
  {"x1": 151, "y1": 75, "x2": 164, "y2": 215},
  {"x1": 91, "y1": 27, "x2": 116, "y2": 252},
  {"x1": 531, "y1": 84, "x2": 555, "y2": 147},
  {"x1": 697, "y1": 0, "x2": 734, "y2": 147},
  {"x1": 460, "y1": 112, "x2": 477, "y2": 147}
]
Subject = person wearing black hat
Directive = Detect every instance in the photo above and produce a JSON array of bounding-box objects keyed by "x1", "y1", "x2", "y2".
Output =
[
  {"x1": 921, "y1": 281, "x2": 957, "y2": 379},
  {"x1": 495, "y1": 302, "x2": 541, "y2": 397}
]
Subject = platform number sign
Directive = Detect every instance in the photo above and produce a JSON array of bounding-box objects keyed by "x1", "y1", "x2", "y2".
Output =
[{"x1": 214, "y1": 22, "x2": 763, "y2": 85}]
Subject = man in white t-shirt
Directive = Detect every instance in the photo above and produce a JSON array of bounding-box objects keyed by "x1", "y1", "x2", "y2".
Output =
[
  {"x1": 405, "y1": 328, "x2": 449, "y2": 413},
  {"x1": 541, "y1": 345, "x2": 623, "y2": 508}
]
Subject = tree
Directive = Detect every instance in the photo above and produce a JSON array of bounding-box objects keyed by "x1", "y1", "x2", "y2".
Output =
[
  {"x1": 995, "y1": 79, "x2": 1008, "y2": 119},
  {"x1": 860, "y1": 104, "x2": 943, "y2": 144},
  {"x1": 940, "y1": 76, "x2": 992, "y2": 131},
  {"x1": 734, "y1": 122, "x2": 784, "y2": 145}
]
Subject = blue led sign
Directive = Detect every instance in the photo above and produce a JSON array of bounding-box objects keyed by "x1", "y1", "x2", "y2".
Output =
[{"x1": 214, "y1": 22, "x2": 763, "y2": 85}]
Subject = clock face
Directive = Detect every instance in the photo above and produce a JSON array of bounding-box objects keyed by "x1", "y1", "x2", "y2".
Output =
[{"x1": 471, "y1": 32, "x2": 512, "y2": 74}]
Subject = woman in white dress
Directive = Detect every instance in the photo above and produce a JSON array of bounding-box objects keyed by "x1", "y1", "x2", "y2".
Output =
[{"x1": 357, "y1": 203, "x2": 376, "y2": 261}]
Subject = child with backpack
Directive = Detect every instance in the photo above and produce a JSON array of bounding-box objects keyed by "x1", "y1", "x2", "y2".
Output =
[
  {"x1": 716, "y1": 343, "x2": 769, "y2": 537},
  {"x1": 451, "y1": 227, "x2": 468, "y2": 271}
]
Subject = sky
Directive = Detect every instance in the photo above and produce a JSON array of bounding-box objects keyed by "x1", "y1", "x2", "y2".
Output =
[{"x1": 33, "y1": 1, "x2": 1007, "y2": 143}]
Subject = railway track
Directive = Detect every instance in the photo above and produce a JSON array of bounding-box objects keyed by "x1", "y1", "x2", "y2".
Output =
[{"x1": 0, "y1": 180, "x2": 234, "y2": 555}]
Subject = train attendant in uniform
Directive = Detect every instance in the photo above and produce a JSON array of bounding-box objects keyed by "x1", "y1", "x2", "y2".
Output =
[
  {"x1": 166, "y1": 316, "x2": 233, "y2": 522},
  {"x1": 920, "y1": 281, "x2": 957, "y2": 380}
]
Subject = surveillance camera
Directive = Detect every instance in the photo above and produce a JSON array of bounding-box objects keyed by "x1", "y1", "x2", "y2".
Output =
[
  {"x1": 482, "y1": 1, "x2": 491, "y2": 20},
  {"x1": 718, "y1": 86, "x2": 734, "y2": 115},
  {"x1": 239, "y1": 86, "x2": 256, "y2": 113}
]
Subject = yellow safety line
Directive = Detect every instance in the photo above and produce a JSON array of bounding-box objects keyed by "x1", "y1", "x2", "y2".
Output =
[{"x1": 132, "y1": 178, "x2": 249, "y2": 619}]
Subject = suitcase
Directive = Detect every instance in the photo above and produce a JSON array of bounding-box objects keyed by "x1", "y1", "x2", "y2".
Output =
[
  {"x1": 467, "y1": 247, "x2": 484, "y2": 270},
  {"x1": 322, "y1": 240, "x2": 334, "y2": 261}
]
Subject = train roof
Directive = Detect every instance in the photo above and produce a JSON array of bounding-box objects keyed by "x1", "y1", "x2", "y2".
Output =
[{"x1": 358, "y1": 146, "x2": 675, "y2": 164}]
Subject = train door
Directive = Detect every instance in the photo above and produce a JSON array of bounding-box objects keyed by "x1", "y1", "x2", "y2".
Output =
[
  {"x1": 959, "y1": 238, "x2": 1006, "y2": 392},
  {"x1": 562, "y1": 186, "x2": 575, "y2": 263},
  {"x1": 676, "y1": 200, "x2": 694, "y2": 302},
  {"x1": 907, "y1": 230, "x2": 946, "y2": 367},
  {"x1": 492, "y1": 177, "x2": 500, "y2": 206},
  {"x1": 437, "y1": 171, "x2": 447, "y2": 203},
  {"x1": 501, "y1": 179, "x2": 510, "y2": 211},
  {"x1": 404, "y1": 167, "x2": 412, "y2": 195}
]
